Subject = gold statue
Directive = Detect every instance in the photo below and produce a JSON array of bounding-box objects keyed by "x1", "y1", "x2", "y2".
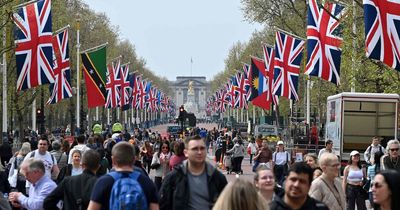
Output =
[{"x1": 188, "y1": 80, "x2": 195, "y2": 95}]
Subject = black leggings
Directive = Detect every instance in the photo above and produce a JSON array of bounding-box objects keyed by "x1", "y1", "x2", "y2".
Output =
[{"x1": 154, "y1": 176, "x2": 162, "y2": 192}]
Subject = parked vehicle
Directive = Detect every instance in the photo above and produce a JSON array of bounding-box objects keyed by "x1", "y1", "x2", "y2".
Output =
[
  {"x1": 325, "y1": 92, "x2": 399, "y2": 161},
  {"x1": 254, "y1": 124, "x2": 280, "y2": 142}
]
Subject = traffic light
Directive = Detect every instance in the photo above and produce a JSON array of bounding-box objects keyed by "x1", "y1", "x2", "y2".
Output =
[
  {"x1": 36, "y1": 108, "x2": 45, "y2": 123},
  {"x1": 178, "y1": 105, "x2": 185, "y2": 121}
]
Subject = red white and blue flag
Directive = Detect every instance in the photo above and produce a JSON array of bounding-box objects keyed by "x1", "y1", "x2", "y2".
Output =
[
  {"x1": 226, "y1": 78, "x2": 236, "y2": 108},
  {"x1": 234, "y1": 72, "x2": 248, "y2": 109},
  {"x1": 47, "y1": 28, "x2": 72, "y2": 104},
  {"x1": 136, "y1": 76, "x2": 147, "y2": 110},
  {"x1": 273, "y1": 31, "x2": 305, "y2": 101},
  {"x1": 305, "y1": 0, "x2": 344, "y2": 85},
  {"x1": 13, "y1": 0, "x2": 54, "y2": 91},
  {"x1": 242, "y1": 63, "x2": 252, "y2": 101},
  {"x1": 146, "y1": 84, "x2": 157, "y2": 112},
  {"x1": 217, "y1": 89, "x2": 228, "y2": 113},
  {"x1": 105, "y1": 59, "x2": 121, "y2": 108},
  {"x1": 262, "y1": 44, "x2": 279, "y2": 106},
  {"x1": 119, "y1": 64, "x2": 131, "y2": 110},
  {"x1": 364, "y1": 0, "x2": 400, "y2": 71}
]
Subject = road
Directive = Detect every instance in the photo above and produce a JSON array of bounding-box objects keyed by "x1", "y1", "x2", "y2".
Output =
[{"x1": 148, "y1": 123, "x2": 254, "y2": 183}]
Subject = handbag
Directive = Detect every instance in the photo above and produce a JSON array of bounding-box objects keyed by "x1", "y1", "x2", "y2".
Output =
[
  {"x1": 362, "y1": 179, "x2": 371, "y2": 192},
  {"x1": 150, "y1": 155, "x2": 161, "y2": 169}
]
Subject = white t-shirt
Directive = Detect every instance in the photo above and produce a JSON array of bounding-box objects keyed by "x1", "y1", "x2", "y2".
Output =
[
  {"x1": 273, "y1": 151, "x2": 290, "y2": 165},
  {"x1": 24, "y1": 150, "x2": 57, "y2": 178}
]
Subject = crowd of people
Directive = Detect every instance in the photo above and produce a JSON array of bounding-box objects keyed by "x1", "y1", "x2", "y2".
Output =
[{"x1": 0, "y1": 126, "x2": 399, "y2": 210}]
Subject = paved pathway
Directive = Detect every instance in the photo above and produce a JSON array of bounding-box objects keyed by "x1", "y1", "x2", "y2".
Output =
[{"x1": 148, "y1": 123, "x2": 255, "y2": 183}]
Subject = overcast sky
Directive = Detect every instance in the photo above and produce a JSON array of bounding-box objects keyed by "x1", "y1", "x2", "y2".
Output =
[{"x1": 83, "y1": 0, "x2": 262, "y2": 81}]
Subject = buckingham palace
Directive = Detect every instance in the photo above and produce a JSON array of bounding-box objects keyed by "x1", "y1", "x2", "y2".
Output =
[{"x1": 169, "y1": 76, "x2": 211, "y2": 118}]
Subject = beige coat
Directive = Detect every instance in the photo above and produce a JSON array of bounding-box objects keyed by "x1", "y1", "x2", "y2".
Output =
[{"x1": 309, "y1": 176, "x2": 346, "y2": 210}]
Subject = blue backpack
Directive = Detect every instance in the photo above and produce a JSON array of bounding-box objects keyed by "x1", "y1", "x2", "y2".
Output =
[{"x1": 109, "y1": 171, "x2": 148, "y2": 210}]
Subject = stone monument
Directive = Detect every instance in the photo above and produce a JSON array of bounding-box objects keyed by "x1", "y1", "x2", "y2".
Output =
[{"x1": 184, "y1": 80, "x2": 199, "y2": 115}]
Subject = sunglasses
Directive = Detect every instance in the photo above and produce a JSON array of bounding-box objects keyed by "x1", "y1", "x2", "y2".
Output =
[
  {"x1": 372, "y1": 182, "x2": 384, "y2": 189},
  {"x1": 390, "y1": 148, "x2": 399, "y2": 152}
]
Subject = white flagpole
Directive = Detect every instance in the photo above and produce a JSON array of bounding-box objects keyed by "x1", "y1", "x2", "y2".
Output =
[
  {"x1": 351, "y1": 0, "x2": 356, "y2": 92},
  {"x1": 2, "y1": 20, "x2": 7, "y2": 134},
  {"x1": 95, "y1": 107, "x2": 99, "y2": 121},
  {"x1": 32, "y1": 100, "x2": 36, "y2": 132},
  {"x1": 76, "y1": 19, "x2": 81, "y2": 131},
  {"x1": 306, "y1": 77, "x2": 311, "y2": 124},
  {"x1": 107, "y1": 109, "x2": 110, "y2": 125}
]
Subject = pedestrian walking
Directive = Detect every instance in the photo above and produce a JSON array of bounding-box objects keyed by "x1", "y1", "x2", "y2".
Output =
[
  {"x1": 371, "y1": 170, "x2": 400, "y2": 210},
  {"x1": 269, "y1": 162, "x2": 329, "y2": 210},
  {"x1": 159, "y1": 135, "x2": 227, "y2": 210}
]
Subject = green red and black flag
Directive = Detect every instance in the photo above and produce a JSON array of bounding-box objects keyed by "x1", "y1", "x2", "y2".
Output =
[{"x1": 81, "y1": 46, "x2": 107, "y2": 108}]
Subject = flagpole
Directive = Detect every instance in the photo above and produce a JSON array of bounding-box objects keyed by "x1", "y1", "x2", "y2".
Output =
[
  {"x1": 2, "y1": 18, "x2": 7, "y2": 135},
  {"x1": 32, "y1": 100, "x2": 36, "y2": 132},
  {"x1": 76, "y1": 18, "x2": 81, "y2": 133},
  {"x1": 306, "y1": 77, "x2": 311, "y2": 124},
  {"x1": 53, "y1": 25, "x2": 70, "y2": 35},
  {"x1": 351, "y1": 0, "x2": 356, "y2": 92},
  {"x1": 12, "y1": 0, "x2": 38, "y2": 9},
  {"x1": 81, "y1": 42, "x2": 108, "y2": 54},
  {"x1": 273, "y1": 27, "x2": 306, "y2": 41},
  {"x1": 95, "y1": 107, "x2": 99, "y2": 121}
]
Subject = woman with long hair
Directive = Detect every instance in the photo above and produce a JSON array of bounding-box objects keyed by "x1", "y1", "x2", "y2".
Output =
[
  {"x1": 304, "y1": 153, "x2": 322, "y2": 179},
  {"x1": 372, "y1": 170, "x2": 400, "y2": 210},
  {"x1": 151, "y1": 140, "x2": 172, "y2": 191},
  {"x1": 141, "y1": 141, "x2": 153, "y2": 174},
  {"x1": 213, "y1": 178, "x2": 269, "y2": 210},
  {"x1": 56, "y1": 150, "x2": 83, "y2": 183},
  {"x1": 7, "y1": 142, "x2": 31, "y2": 194},
  {"x1": 169, "y1": 141, "x2": 186, "y2": 170},
  {"x1": 342, "y1": 150, "x2": 367, "y2": 210}
]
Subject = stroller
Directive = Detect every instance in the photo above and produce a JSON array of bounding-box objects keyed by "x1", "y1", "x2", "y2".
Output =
[{"x1": 223, "y1": 154, "x2": 232, "y2": 174}]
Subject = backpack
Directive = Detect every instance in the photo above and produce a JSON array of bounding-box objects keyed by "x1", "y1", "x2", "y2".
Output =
[{"x1": 109, "y1": 171, "x2": 148, "y2": 210}]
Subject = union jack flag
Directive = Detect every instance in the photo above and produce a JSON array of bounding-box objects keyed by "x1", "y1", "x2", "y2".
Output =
[
  {"x1": 226, "y1": 78, "x2": 236, "y2": 108},
  {"x1": 129, "y1": 73, "x2": 138, "y2": 109},
  {"x1": 119, "y1": 64, "x2": 131, "y2": 110},
  {"x1": 105, "y1": 59, "x2": 121, "y2": 108},
  {"x1": 242, "y1": 63, "x2": 252, "y2": 101},
  {"x1": 234, "y1": 72, "x2": 248, "y2": 109},
  {"x1": 136, "y1": 76, "x2": 147, "y2": 110},
  {"x1": 47, "y1": 28, "x2": 72, "y2": 104},
  {"x1": 364, "y1": 0, "x2": 400, "y2": 71},
  {"x1": 305, "y1": 0, "x2": 344, "y2": 85},
  {"x1": 146, "y1": 85, "x2": 157, "y2": 112},
  {"x1": 13, "y1": 0, "x2": 54, "y2": 91},
  {"x1": 216, "y1": 89, "x2": 228, "y2": 113},
  {"x1": 273, "y1": 31, "x2": 305, "y2": 101},
  {"x1": 262, "y1": 44, "x2": 279, "y2": 105}
]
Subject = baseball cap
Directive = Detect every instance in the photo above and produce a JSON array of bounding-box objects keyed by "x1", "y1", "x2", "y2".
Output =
[
  {"x1": 277, "y1": 140, "x2": 284, "y2": 145},
  {"x1": 350, "y1": 150, "x2": 360, "y2": 156}
]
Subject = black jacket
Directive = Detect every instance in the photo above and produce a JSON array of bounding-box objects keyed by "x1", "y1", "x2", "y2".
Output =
[
  {"x1": 270, "y1": 194, "x2": 329, "y2": 210},
  {"x1": 43, "y1": 169, "x2": 97, "y2": 210},
  {"x1": 159, "y1": 160, "x2": 227, "y2": 210}
]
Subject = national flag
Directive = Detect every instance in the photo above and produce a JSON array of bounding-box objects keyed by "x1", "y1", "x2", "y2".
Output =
[
  {"x1": 146, "y1": 85, "x2": 157, "y2": 112},
  {"x1": 120, "y1": 64, "x2": 132, "y2": 110},
  {"x1": 13, "y1": 0, "x2": 54, "y2": 91},
  {"x1": 105, "y1": 59, "x2": 121, "y2": 109},
  {"x1": 226, "y1": 77, "x2": 236, "y2": 108},
  {"x1": 248, "y1": 57, "x2": 271, "y2": 110},
  {"x1": 305, "y1": 0, "x2": 344, "y2": 85},
  {"x1": 47, "y1": 28, "x2": 72, "y2": 104},
  {"x1": 234, "y1": 72, "x2": 248, "y2": 109},
  {"x1": 136, "y1": 76, "x2": 147, "y2": 110},
  {"x1": 273, "y1": 31, "x2": 305, "y2": 101},
  {"x1": 364, "y1": 0, "x2": 400, "y2": 71},
  {"x1": 81, "y1": 46, "x2": 107, "y2": 108},
  {"x1": 262, "y1": 44, "x2": 279, "y2": 105},
  {"x1": 242, "y1": 63, "x2": 252, "y2": 100},
  {"x1": 216, "y1": 89, "x2": 229, "y2": 113},
  {"x1": 129, "y1": 73, "x2": 138, "y2": 110}
]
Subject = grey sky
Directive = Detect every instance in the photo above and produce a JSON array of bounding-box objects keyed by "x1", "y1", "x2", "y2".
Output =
[{"x1": 83, "y1": 0, "x2": 262, "y2": 81}]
